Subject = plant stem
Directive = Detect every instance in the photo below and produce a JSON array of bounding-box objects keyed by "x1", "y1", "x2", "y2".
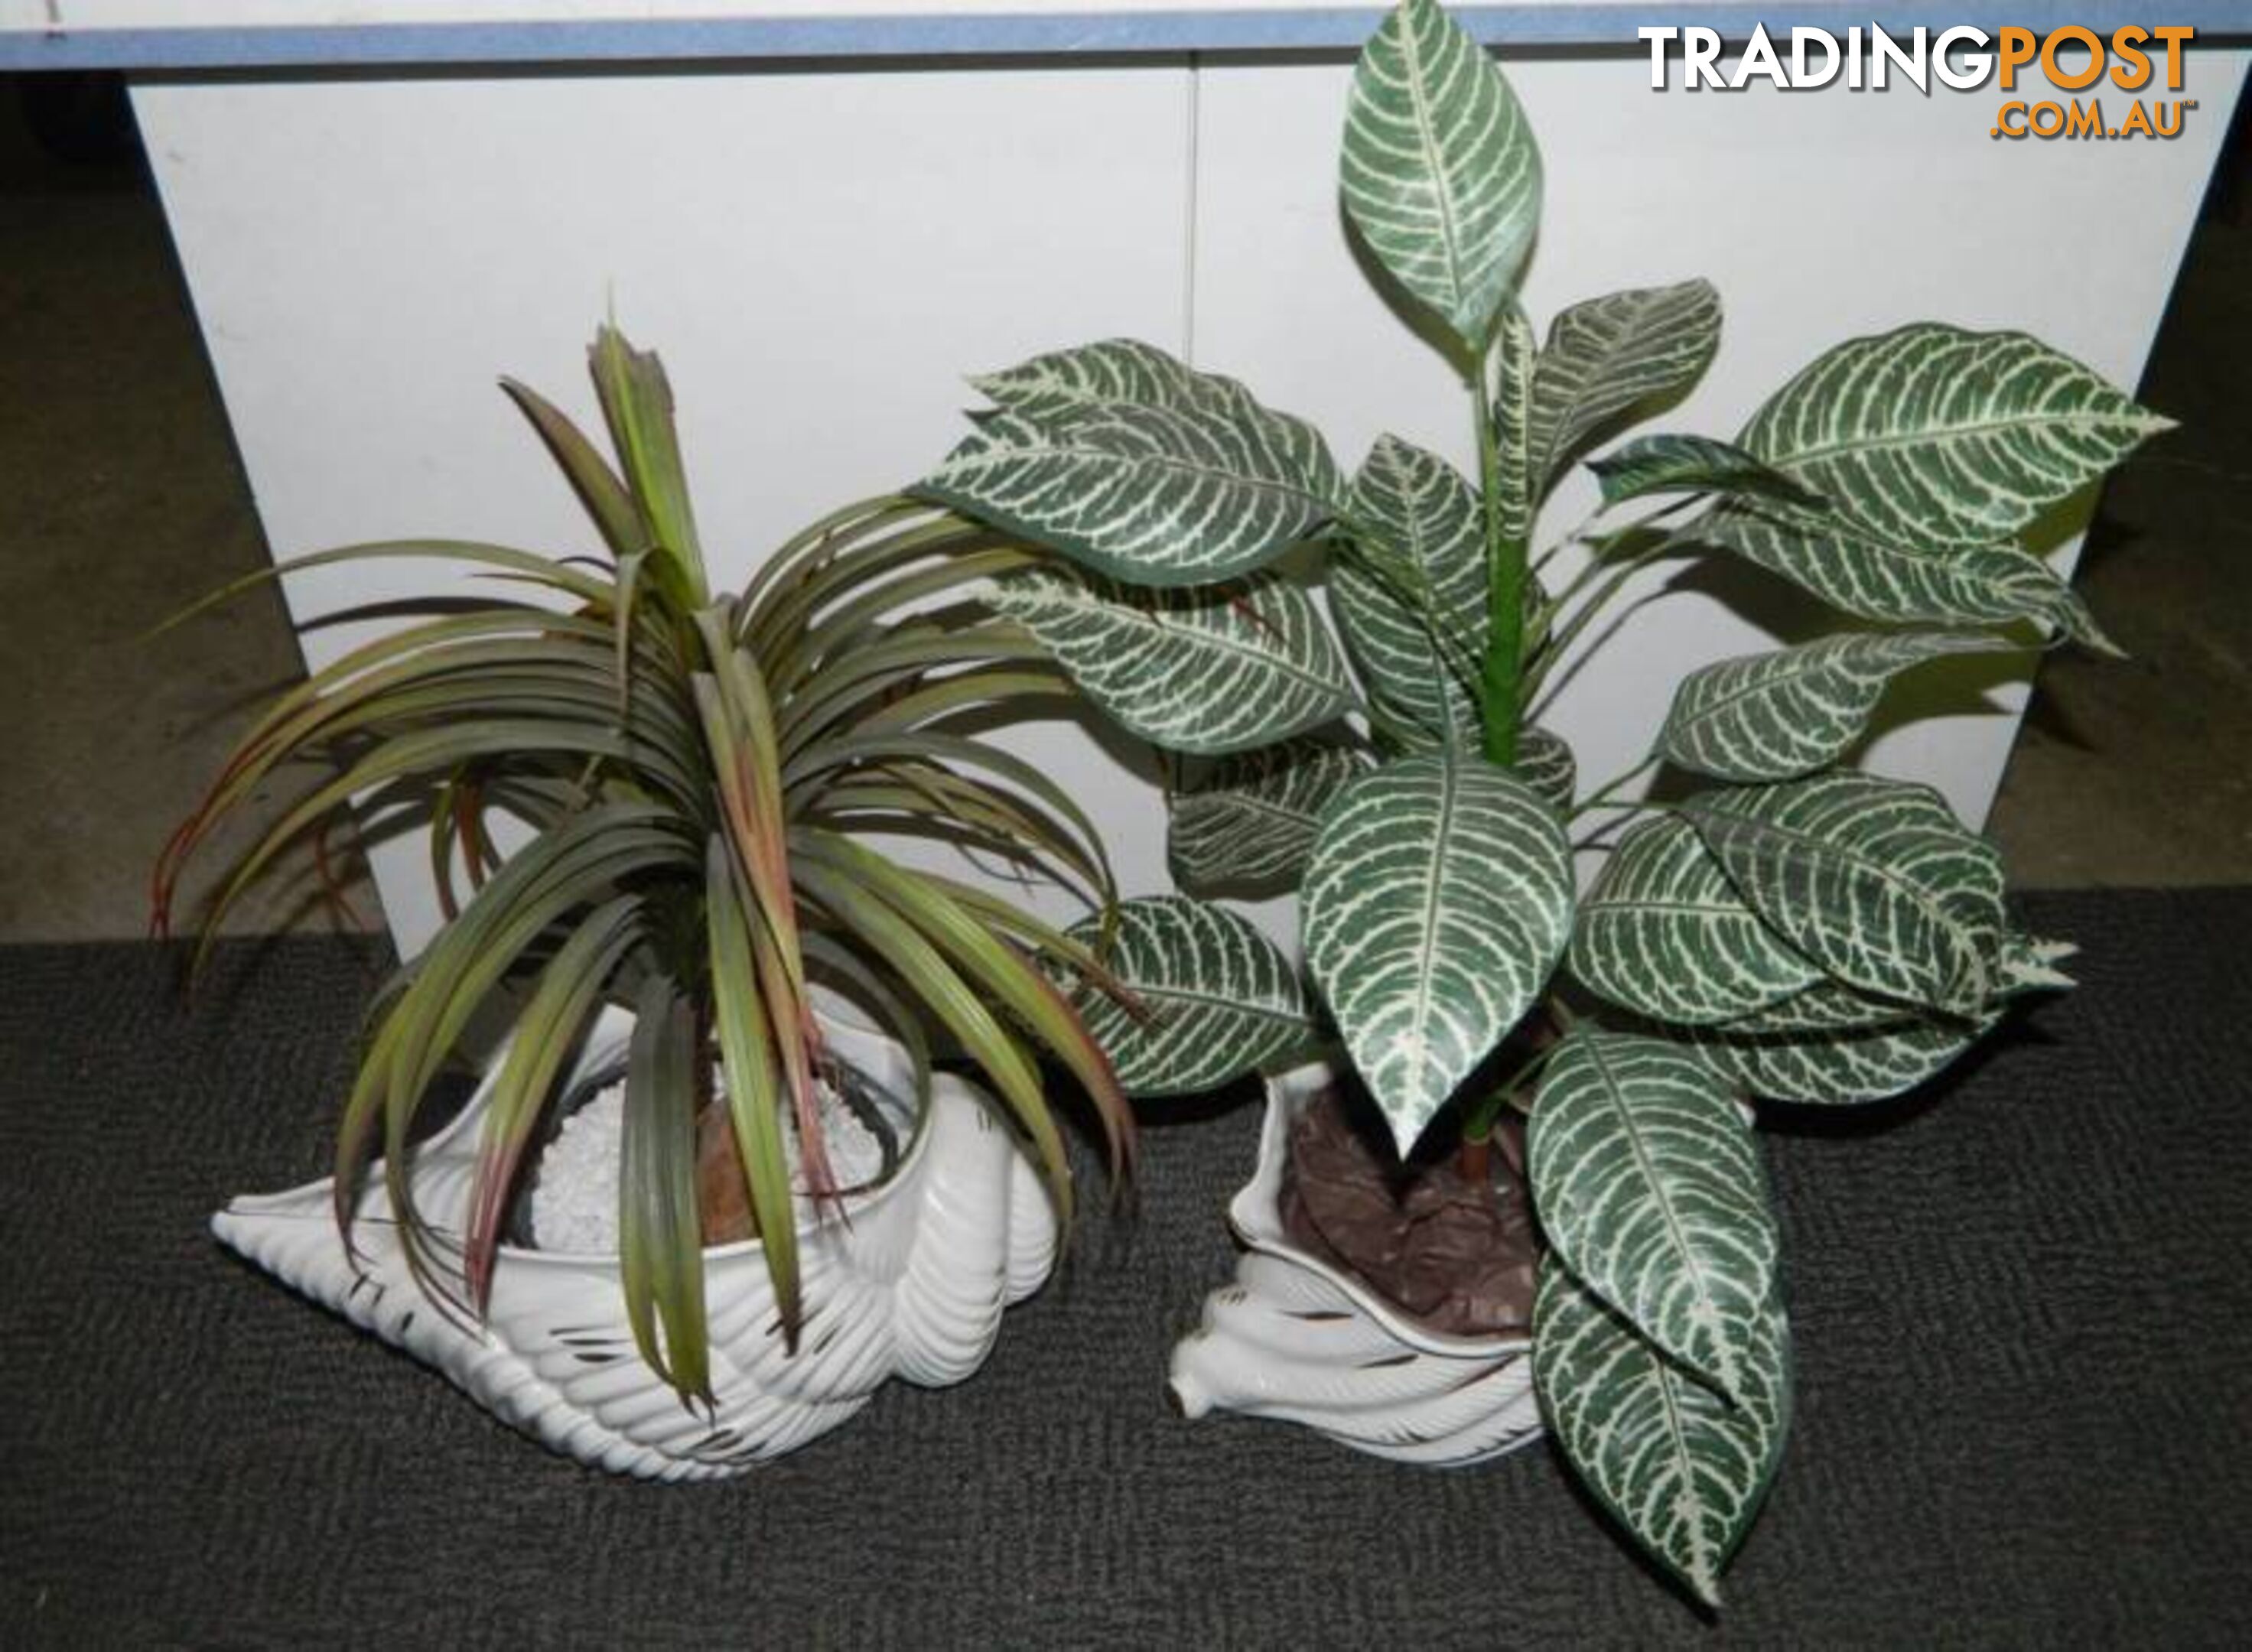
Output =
[
  {"x1": 1519, "y1": 531, "x2": 1689, "y2": 712},
  {"x1": 1455, "y1": 1002, "x2": 1566, "y2": 1179},
  {"x1": 1477, "y1": 363, "x2": 1525, "y2": 768},
  {"x1": 1570, "y1": 756, "x2": 1659, "y2": 821}
]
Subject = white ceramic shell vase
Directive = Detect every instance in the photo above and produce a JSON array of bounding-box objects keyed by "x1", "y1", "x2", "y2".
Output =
[
  {"x1": 1167, "y1": 1062, "x2": 1544, "y2": 1467},
  {"x1": 213, "y1": 996, "x2": 1058, "y2": 1481}
]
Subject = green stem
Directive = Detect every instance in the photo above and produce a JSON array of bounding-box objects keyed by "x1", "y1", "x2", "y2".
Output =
[
  {"x1": 1569, "y1": 756, "x2": 1659, "y2": 821},
  {"x1": 1541, "y1": 496, "x2": 1699, "y2": 612},
  {"x1": 1477, "y1": 371, "x2": 1525, "y2": 768},
  {"x1": 1458, "y1": 1001, "x2": 1567, "y2": 1145},
  {"x1": 1521, "y1": 530, "x2": 1691, "y2": 712}
]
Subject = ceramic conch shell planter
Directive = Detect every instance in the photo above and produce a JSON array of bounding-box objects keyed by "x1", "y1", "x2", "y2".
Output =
[
  {"x1": 213, "y1": 996, "x2": 1057, "y2": 1481},
  {"x1": 1167, "y1": 1062, "x2": 1543, "y2": 1467}
]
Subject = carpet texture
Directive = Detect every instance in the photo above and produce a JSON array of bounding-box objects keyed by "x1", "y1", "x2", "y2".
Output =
[{"x1": 4, "y1": 889, "x2": 2250, "y2": 1647}]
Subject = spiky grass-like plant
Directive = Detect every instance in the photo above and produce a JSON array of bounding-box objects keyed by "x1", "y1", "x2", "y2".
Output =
[{"x1": 157, "y1": 326, "x2": 1131, "y2": 1403}]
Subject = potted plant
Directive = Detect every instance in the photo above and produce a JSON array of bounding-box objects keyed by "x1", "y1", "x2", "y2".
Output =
[
  {"x1": 913, "y1": 0, "x2": 2162, "y2": 1605},
  {"x1": 158, "y1": 324, "x2": 1136, "y2": 1479}
]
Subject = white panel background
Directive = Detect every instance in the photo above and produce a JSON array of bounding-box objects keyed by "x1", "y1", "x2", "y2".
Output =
[
  {"x1": 135, "y1": 46, "x2": 2244, "y2": 956},
  {"x1": 136, "y1": 63, "x2": 1196, "y2": 954}
]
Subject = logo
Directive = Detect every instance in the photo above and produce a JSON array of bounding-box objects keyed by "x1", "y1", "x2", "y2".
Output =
[{"x1": 1636, "y1": 24, "x2": 2199, "y2": 141}]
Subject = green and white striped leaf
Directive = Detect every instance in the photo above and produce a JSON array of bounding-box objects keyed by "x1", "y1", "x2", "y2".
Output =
[
  {"x1": 1571, "y1": 815, "x2": 1822, "y2": 1026},
  {"x1": 1742, "y1": 324, "x2": 2172, "y2": 551},
  {"x1": 1695, "y1": 500, "x2": 2118, "y2": 652},
  {"x1": 1528, "y1": 280, "x2": 1721, "y2": 490},
  {"x1": 1721, "y1": 978, "x2": 1930, "y2": 1034},
  {"x1": 1660, "y1": 630, "x2": 2017, "y2": 782},
  {"x1": 1516, "y1": 724, "x2": 1577, "y2": 811},
  {"x1": 1302, "y1": 753, "x2": 1573, "y2": 1153},
  {"x1": 1061, "y1": 896, "x2": 1311, "y2": 1096},
  {"x1": 1999, "y1": 932, "x2": 2078, "y2": 994},
  {"x1": 1492, "y1": 307, "x2": 1538, "y2": 546},
  {"x1": 1534, "y1": 1260, "x2": 1792, "y2": 1608},
  {"x1": 1686, "y1": 1007, "x2": 2000, "y2": 1105},
  {"x1": 1685, "y1": 927, "x2": 2071, "y2": 1102},
  {"x1": 1528, "y1": 1030, "x2": 1777, "y2": 1405},
  {"x1": 1589, "y1": 432, "x2": 1820, "y2": 512},
  {"x1": 1722, "y1": 927, "x2": 2068, "y2": 1032},
  {"x1": 988, "y1": 565, "x2": 1354, "y2": 756},
  {"x1": 1169, "y1": 739, "x2": 1368, "y2": 889},
  {"x1": 1335, "y1": 434, "x2": 1489, "y2": 746},
  {"x1": 1680, "y1": 773, "x2": 2006, "y2": 1019},
  {"x1": 921, "y1": 339, "x2": 1342, "y2": 587},
  {"x1": 1340, "y1": 0, "x2": 1541, "y2": 352}
]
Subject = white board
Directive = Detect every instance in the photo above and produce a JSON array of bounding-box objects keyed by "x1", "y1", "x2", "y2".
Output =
[{"x1": 135, "y1": 42, "x2": 2244, "y2": 954}]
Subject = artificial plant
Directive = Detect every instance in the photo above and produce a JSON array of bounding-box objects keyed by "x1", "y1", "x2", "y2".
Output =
[
  {"x1": 158, "y1": 324, "x2": 1132, "y2": 1406},
  {"x1": 916, "y1": 0, "x2": 2163, "y2": 1606}
]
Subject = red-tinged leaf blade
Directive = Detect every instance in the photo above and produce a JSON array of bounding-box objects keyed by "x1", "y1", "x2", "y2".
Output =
[
  {"x1": 783, "y1": 729, "x2": 1117, "y2": 907},
  {"x1": 789, "y1": 855, "x2": 1072, "y2": 1218},
  {"x1": 799, "y1": 831, "x2": 1132, "y2": 1180},
  {"x1": 705, "y1": 835, "x2": 802, "y2": 1343},
  {"x1": 620, "y1": 969, "x2": 714, "y2": 1404},
  {"x1": 499, "y1": 374, "x2": 646, "y2": 563},
  {"x1": 148, "y1": 538, "x2": 613, "y2": 640},
  {"x1": 463, "y1": 895, "x2": 643, "y2": 1310},
  {"x1": 590, "y1": 325, "x2": 708, "y2": 603}
]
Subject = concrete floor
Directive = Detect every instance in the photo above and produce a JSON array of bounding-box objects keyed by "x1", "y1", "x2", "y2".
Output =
[
  {"x1": 1986, "y1": 149, "x2": 2252, "y2": 887},
  {"x1": 0, "y1": 85, "x2": 378, "y2": 941},
  {"x1": 0, "y1": 80, "x2": 2245, "y2": 944}
]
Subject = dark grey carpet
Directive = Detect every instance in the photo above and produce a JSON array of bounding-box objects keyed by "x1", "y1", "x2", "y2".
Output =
[{"x1": 4, "y1": 888, "x2": 2250, "y2": 1647}]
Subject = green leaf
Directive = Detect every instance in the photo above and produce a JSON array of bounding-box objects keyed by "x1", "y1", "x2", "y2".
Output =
[
  {"x1": 1684, "y1": 1005, "x2": 2001, "y2": 1105},
  {"x1": 754, "y1": 510, "x2": 1017, "y2": 678},
  {"x1": 790, "y1": 828, "x2": 1133, "y2": 1181},
  {"x1": 1302, "y1": 753, "x2": 1573, "y2": 1153},
  {"x1": 1721, "y1": 977, "x2": 1941, "y2": 1033},
  {"x1": 1527, "y1": 281, "x2": 1721, "y2": 491},
  {"x1": 777, "y1": 545, "x2": 1037, "y2": 698},
  {"x1": 1516, "y1": 724, "x2": 1577, "y2": 812},
  {"x1": 1060, "y1": 896, "x2": 1311, "y2": 1096},
  {"x1": 464, "y1": 894, "x2": 644, "y2": 1309},
  {"x1": 1740, "y1": 323, "x2": 2172, "y2": 551},
  {"x1": 1528, "y1": 1030, "x2": 1777, "y2": 1405},
  {"x1": 1660, "y1": 630, "x2": 2018, "y2": 782},
  {"x1": 1534, "y1": 1260, "x2": 1792, "y2": 1609},
  {"x1": 1680, "y1": 773, "x2": 2006, "y2": 1019},
  {"x1": 1589, "y1": 432, "x2": 1821, "y2": 512},
  {"x1": 1999, "y1": 931, "x2": 2078, "y2": 994},
  {"x1": 776, "y1": 622, "x2": 1049, "y2": 754},
  {"x1": 784, "y1": 729, "x2": 1118, "y2": 913},
  {"x1": 498, "y1": 376, "x2": 646, "y2": 565},
  {"x1": 1492, "y1": 307, "x2": 1538, "y2": 547},
  {"x1": 1336, "y1": 435, "x2": 1488, "y2": 748},
  {"x1": 919, "y1": 339, "x2": 1342, "y2": 587},
  {"x1": 617, "y1": 970, "x2": 711, "y2": 1404},
  {"x1": 787, "y1": 852, "x2": 1073, "y2": 1208},
  {"x1": 704, "y1": 836, "x2": 800, "y2": 1340},
  {"x1": 987, "y1": 565, "x2": 1355, "y2": 756},
  {"x1": 1340, "y1": 0, "x2": 1541, "y2": 352},
  {"x1": 1168, "y1": 739, "x2": 1367, "y2": 890},
  {"x1": 805, "y1": 759, "x2": 1109, "y2": 912},
  {"x1": 1571, "y1": 815, "x2": 1822, "y2": 1026},
  {"x1": 152, "y1": 539, "x2": 613, "y2": 641},
  {"x1": 342, "y1": 807, "x2": 697, "y2": 1300},
  {"x1": 590, "y1": 324, "x2": 708, "y2": 600},
  {"x1": 1695, "y1": 500, "x2": 2119, "y2": 653}
]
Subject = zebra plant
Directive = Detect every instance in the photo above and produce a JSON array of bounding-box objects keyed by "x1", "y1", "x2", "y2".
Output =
[
  {"x1": 917, "y1": 0, "x2": 2162, "y2": 1608},
  {"x1": 157, "y1": 324, "x2": 1132, "y2": 1405}
]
